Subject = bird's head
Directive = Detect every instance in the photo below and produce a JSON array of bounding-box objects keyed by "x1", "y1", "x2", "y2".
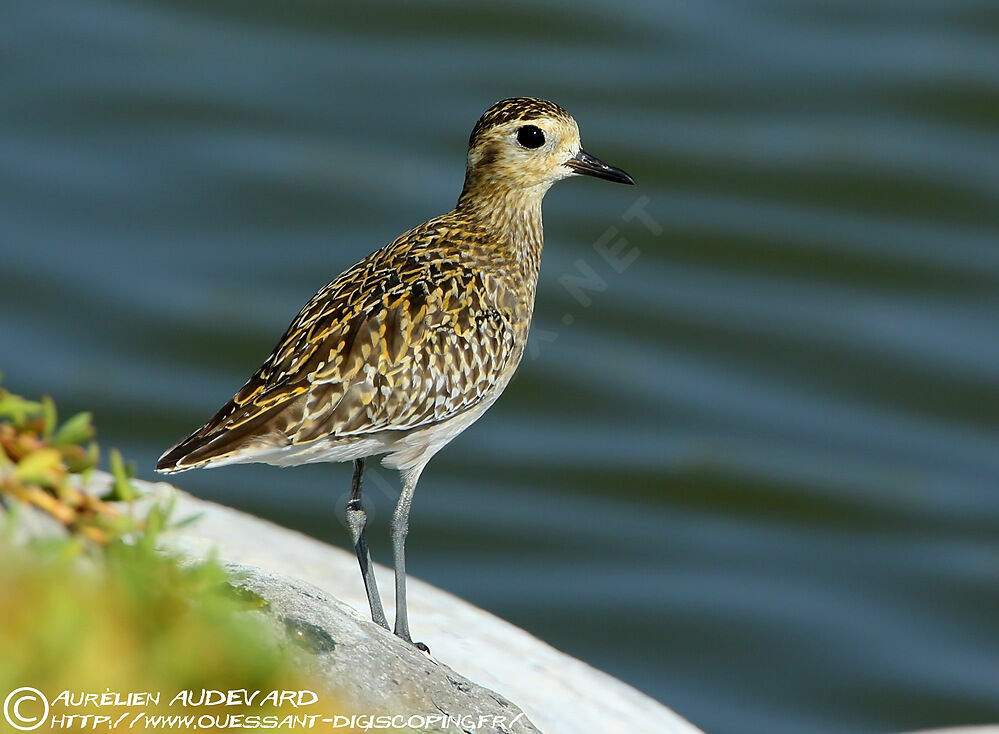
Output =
[{"x1": 458, "y1": 97, "x2": 634, "y2": 207}]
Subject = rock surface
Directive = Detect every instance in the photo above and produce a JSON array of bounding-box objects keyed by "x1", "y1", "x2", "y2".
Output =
[
  {"x1": 5, "y1": 472, "x2": 992, "y2": 734},
  {"x1": 235, "y1": 567, "x2": 540, "y2": 734},
  {"x1": 129, "y1": 475, "x2": 704, "y2": 734}
]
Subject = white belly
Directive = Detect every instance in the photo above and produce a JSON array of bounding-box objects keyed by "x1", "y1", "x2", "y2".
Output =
[{"x1": 239, "y1": 389, "x2": 501, "y2": 474}]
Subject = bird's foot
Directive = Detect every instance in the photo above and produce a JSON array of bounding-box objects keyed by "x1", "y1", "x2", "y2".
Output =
[{"x1": 394, "y1": 629, "x2": 430, "y2": 654}]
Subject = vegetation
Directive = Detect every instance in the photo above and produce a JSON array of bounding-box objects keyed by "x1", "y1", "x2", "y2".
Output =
[
  {"x1": 0, "y1": 378, "x2": 338, "y2": 727},
  {"x1": 0, "y1": 378, "x2": 121, "y2": 543}
]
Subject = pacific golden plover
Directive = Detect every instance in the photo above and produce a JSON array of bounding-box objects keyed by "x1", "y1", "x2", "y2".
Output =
[{"x1": 157, "y1": 97, "x2": 634, "y2": 645}]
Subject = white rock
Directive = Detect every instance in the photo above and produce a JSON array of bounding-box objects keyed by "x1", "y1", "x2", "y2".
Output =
[{"x1": 129, "y1": 475, "x2": 704, "y2": 734}]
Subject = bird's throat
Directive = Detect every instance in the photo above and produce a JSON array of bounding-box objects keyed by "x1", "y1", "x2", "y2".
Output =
[{"x1": 456, "y1": 183, "x2": 546, "y2": 283}]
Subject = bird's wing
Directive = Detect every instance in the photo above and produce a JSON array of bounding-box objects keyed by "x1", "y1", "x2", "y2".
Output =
[{"x1": 157, "y1": 225, "x2": 522, "y2": 471}]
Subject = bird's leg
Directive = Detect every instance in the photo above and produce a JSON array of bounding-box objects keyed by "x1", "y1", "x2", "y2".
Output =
[
  {"x1": 390, "y1": 467, "x2": 425, "y2": 648},
  {"x1": 345, "y1": 458, "x2": 389, "y2": 630}
]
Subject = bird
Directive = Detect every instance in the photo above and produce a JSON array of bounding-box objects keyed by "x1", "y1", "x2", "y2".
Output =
[{"x1": 156, "y1": 97, "x2": 634, "y2": 646}]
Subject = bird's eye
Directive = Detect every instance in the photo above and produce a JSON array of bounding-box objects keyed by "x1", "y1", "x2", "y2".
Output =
[{"x1": 516, "y1": 125, "x2": 546, "y2": 149}]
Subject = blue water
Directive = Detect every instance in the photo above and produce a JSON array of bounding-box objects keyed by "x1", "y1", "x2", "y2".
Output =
[{"x1": 2, "y1": 2, "x2": 998, "y2": 732}]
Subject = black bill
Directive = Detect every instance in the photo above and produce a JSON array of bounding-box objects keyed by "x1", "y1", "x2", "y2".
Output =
[{"x1": 565, "y1": 149, "x2": 635, "y2": 185}]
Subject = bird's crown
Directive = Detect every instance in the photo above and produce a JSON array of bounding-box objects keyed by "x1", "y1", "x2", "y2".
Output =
[{"x1": 467, "y1": 97, "x2": 574, "y2": 148}]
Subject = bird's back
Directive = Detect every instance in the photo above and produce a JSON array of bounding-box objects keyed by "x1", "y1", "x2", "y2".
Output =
[{"x1": 156, "y1": 208, "x2": 535, "y2": 474}]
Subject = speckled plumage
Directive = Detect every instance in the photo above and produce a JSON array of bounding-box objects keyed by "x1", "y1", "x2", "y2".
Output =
[
  {"x1": 157, "y1": 208, "x2": 538, "y2": 473},
  {"x1": 156, "y1": 97, "x2": 633, "y2": 644}
]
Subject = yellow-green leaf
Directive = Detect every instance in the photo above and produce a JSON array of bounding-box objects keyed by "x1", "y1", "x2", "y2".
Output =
[
  {"x1": 0, "y1": 392, "x2": 43, "y2": 427},
  {"x1": 51, "y1": 412, "x2": 95, "y2": 447},
  {"x1": 41, "y1": 396, "x2": 57, "y2": 438},
  {"x1": 108, "y1": 448, "x2": 136, "y2": 502},
  {"x1": 13, "y1": 448, "x2": 64, "y2": 486}
]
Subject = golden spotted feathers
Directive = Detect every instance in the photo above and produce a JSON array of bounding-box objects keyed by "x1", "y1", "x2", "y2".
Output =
[
  {"x1": 157, "y1": 97, "x2": 630, "y2": 474},
  {"x1": 156, "y1": 211, "x2": 532, "y2": 472}
]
